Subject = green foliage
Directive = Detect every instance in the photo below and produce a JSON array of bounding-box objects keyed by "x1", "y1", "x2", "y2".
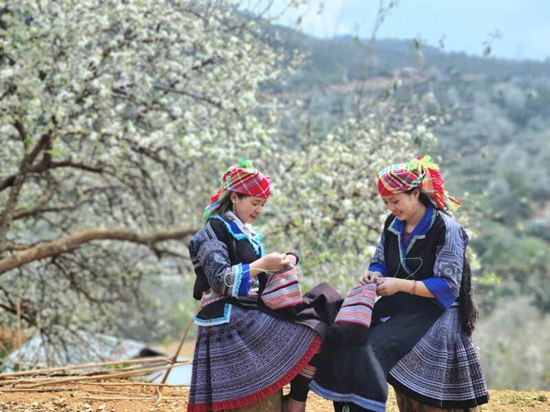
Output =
[
  {"x1": 273, "y1": 26, "x2": 550, "y2": 323},
  {"x1": 476, "y1": 297, "x2": 550, "y2": 390},
  {"x1": 271, "y1": 28, "x2": 550, "y2": 390},
  {"x1": 472, "y1": 222, "x2": 550, "y2": 313}
]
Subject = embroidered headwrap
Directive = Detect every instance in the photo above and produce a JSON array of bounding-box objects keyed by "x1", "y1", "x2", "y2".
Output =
[
  {"x1": 377, "y1": 155, "x2": 461, "y2": 212},
  {"x1": 204, "y1": 158, "x2": 271, "y2": 221}
]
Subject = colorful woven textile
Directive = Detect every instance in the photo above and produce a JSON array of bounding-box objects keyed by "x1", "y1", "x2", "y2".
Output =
[
  {"x1": 204, "y1": 158, "x2": 271, "y2": 220},
  {"x1": 334, "y1": 283, "x2": 377, "y2": 327},
  {"x1": 377, "y1": 155, "x2": 460, "y2": 212},
  {"x1": 388, "y1": 307, "x2": 489, "y2": 409},
  {"x1": 261, "y1": 254, "x2": 303, "y2": 310},
  {"x1": 188, "y1": 305, "x2": 320, "y2": 411}
]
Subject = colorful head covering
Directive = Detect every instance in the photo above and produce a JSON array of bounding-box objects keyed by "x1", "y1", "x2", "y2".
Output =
[
  {"x1": 377, "y1": 155, "x2": 461, "y2": 212},
  {"x1": 204, "y1": 158, "x2": 271, "y2": 221}
]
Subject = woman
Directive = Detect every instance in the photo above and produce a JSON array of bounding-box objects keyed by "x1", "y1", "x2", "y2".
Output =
[
  {"x1": 311, "y1": 156, "x2": 489, "y2": 412},
  {"x1": 187, "y1": 159, "x2": 340, "y2": 412}
]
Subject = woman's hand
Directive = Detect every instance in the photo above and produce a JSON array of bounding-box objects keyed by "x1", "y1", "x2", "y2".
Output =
[
  {"x1": 250, "y1": 253, "x2": 290, "y2": 275},
  {"x1": 360, "y1": 271, "x2": 382, "y2": 285},
  {"x1": 375, "y1": 277, "x2": 406, "y2": 296}
]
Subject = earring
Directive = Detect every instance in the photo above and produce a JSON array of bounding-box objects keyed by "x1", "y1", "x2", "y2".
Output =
[{"x1": 232, "y1": 202, "x2": 236, "y2": 212}]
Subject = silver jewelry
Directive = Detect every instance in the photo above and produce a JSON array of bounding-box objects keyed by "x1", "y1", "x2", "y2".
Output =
[{"x1": 223, "y1": 272, "x2": 233, "y2": 288}]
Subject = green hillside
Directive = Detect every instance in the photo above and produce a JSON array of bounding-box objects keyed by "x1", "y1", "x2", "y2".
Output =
[{"x1": 268, "y1": 29, "x2": 550, "y2": 390}]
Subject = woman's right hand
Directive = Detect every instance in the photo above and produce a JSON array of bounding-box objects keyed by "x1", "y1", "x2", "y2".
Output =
[
  {"x1": 251, "y1": 253, "x2": 290, "y2": 275},
  {"x1": 360, "y1": 271, "x2": 382, "y2": 285}
]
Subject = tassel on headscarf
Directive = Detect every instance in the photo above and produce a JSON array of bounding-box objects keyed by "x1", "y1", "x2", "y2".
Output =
[
  {"x1": 377, "y1": 155, "x2": 460, "y2": 212},
  {"x1": 203, "y1": 158, "x2": 271, "y2": 221}
]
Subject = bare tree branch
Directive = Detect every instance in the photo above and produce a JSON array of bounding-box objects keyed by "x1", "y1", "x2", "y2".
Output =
[
  {"x1": 49, "y1": 161, "x2": 105, "y2": 174},
  {"x1": 11, "y1": 174, "x2": 57, "y2": 220},
  {"x1": 0, "y1": 285, "x2": 39, "y2": 328},
  {"x1": 0, "y1": 226, "x2": 197, "y2": 274},
  {"x1": 0, "y1": 160, "x2": 105, "y2": 192},
  {"x1": 153, "y1": 85, "x2": 223, "y2": 109},
  {"x1": 13, "y1": 119, "x2": 27, "y2": 143},
  {"x1": 13, "y1": 203, "x2": 84, "y2": 220},
  {"x1": 0, "y1": 132, "x2": 52, "y2": 249}
]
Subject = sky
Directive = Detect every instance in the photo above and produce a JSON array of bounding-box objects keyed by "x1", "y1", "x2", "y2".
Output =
[{"x1": 264, "y1": 0, "x2": 550, "y2": 61}]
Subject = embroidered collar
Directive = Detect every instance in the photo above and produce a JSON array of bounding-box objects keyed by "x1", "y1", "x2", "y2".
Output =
[
  {"x1": 210, "y1": 212, "x2": 265, "y2": 256},
  {"x1": 387, "y1": 206, "x2": 436, "y2": 276},
  {"x1": 388, "y1": 205, "x2": 436, "y2": 238}
]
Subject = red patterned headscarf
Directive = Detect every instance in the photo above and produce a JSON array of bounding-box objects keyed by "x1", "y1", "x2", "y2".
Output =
[
  {"x1": 377, "y1": 155, "x2": 460, "y2": 212},
  {"x1": 204, "y1": 158, "x2": 271, "y2": 221}
]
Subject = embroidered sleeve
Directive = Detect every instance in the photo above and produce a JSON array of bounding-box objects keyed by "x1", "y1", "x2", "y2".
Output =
[
  {"x1": 423, "y1": 216, "x2": 465, "y2": 309},
  {"x1": 368, "y1": 231, "x2": 388, "y2": 275},
  {"x1": 189, "y1": 243, "x2": 210, "y2": 300},
  {"x1": 192, "y1": 225, "x2": 251, "y2": 297}
]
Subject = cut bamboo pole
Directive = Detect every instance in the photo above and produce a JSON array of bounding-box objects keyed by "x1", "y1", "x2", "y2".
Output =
[
  {"x1": 0, "y1": 380, "x2": 188, "y2": 392},
  {"x1": 160, "y1": 316, "x2": 195, "y2": 385},
  {"x1": 75, "y1": 381, "x2": 188, "y2": 387},
  {"x1": 83, "y1": 395, "x2": 182, "y2": 401},
  {"x1": 0, "y1": 356, "x2": 170, "y2": 378},
  {"x1": 3, "y1": 362, "x2": 188, "y2": 389}
]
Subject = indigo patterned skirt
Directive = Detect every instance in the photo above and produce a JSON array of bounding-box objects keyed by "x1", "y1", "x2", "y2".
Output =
[
  {"x1": 388, "y1": 308, "x2": 488, "y2": 409},
  {"x1": 188, "y1": 305, "x2": 321, "y2": 412},
  {"x1": 394, "y1": 390, "x2": 482, "y2": 411},
  {"x1": 311, "y1": 294, "x2": 444, "y2": 412},
  {"x1": 312, "y1": 294, "x2": 488, "y2": 411}
]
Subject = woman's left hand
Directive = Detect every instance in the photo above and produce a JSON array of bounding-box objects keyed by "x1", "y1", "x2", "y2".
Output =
[{"x1": 376, "y1": 278, "x2": 405, "y2": 296}]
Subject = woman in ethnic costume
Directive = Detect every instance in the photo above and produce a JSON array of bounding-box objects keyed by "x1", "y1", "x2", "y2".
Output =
[
  {"x1": 187, "y1": 159, "x2": 341, "y2": 412},
  {"x1": 311, "y1": 156, "x2": 489, "y2": 412}
]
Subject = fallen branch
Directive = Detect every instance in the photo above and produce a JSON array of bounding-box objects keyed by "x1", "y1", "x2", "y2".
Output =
[
  {"x1": 0, "y1": 361, "x2": 190, "y2": 388},
  {"x1": 83, "y1": 395, "x2": 182, "y2": 401},
  {"x1": 0, "y1": 380, "x2": 188, "y2": 392},
  {"x1": 74, "y1": 381, "x2": 188, "y2": 387},
  {"x1": 0, "y1": 356, "x2": 170, "y2": 378}
]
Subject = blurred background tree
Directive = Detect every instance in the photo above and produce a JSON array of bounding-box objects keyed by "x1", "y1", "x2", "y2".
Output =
[{"x1": 0, "y1": 0, "x2": 289, "y2": 356}]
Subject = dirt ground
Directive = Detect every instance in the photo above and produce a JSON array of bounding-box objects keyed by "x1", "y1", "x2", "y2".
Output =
[
  {"x1": 0, "y1": 385, "x2": 549, "y2": 412},
  {"x1": 1, "y1": 341, "x2": 548, "y2": 411}
]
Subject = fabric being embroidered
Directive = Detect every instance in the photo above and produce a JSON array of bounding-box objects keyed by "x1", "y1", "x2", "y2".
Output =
[
  {"x1": 334, "y1": 283, "x2": 377, "y2": 327},
  {"x1": 261, "y1": 254, "x2": 302, "y2": 310}
]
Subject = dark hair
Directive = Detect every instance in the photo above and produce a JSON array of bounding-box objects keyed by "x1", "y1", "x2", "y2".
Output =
[
  {"x1": 406, "y1": 188, "x2": 477, "y2": 334},
  {"x1": 459, "y1": 252, "x2": 478, "y2": 336},
  {"x1": 405, "y1": 188, "x2": 436, "y2": 209},
  {"x1": 418, "y1": 191, "x2": 435, "y2": 209},
  {"x1": 212, "y1": 191, "x2": 247, "y2": 216}
]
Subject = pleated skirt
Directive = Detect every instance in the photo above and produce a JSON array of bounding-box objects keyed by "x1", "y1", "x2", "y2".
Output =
[{"x1": 188, "y1": 305, "x2": 320, "y2": 412}]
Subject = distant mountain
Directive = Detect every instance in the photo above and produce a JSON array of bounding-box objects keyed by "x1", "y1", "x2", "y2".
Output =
[
  {"x1": 264, "y1": 23, "x2": 550, "y2": 90},
  {"x1": 260, "y1": 20, "x2": 550, "y2": 327}
]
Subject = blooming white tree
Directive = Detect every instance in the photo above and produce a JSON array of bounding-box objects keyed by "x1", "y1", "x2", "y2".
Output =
[
  {"x1": 0, "y1": 0, "x2": 288, "y2": 349},
  {"x1": 0, "y1": 0, "x2": 434, "y2": 356},
  {"x1": 268, "y1": 106, "x2": 437, "y2": 292}
]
